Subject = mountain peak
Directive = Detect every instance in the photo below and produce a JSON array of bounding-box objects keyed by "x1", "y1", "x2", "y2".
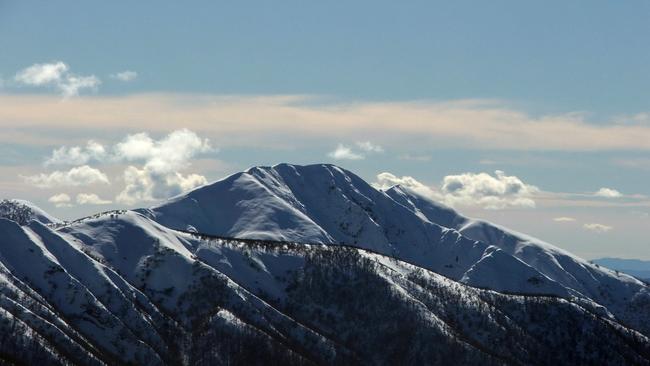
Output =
[{"x1": 142, "y1": 163, "x2": 649, "y2": 333}]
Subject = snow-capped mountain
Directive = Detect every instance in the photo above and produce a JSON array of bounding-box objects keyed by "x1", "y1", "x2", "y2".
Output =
[
  {"x1": 1, "y1": 163, "x2": 649, "y2": 364},
  {"x1": 0, "y1": 199, "x2": 60, "y2": 225},
  {"x1": 0, "y1": 211, "x2": 649, "y2": 365},
  {"x1": 142, "y1": 163, "x2": 650, "y2": 336}
]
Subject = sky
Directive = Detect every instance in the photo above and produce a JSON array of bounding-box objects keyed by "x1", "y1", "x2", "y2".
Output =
[{"x1": 1, "y1": 1, "x2": 650, "y2": 260}]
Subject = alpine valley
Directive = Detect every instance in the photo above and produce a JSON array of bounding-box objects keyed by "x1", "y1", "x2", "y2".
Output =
[{"x1": 1, "y1": 164, "x2": 649, "y2": 365}]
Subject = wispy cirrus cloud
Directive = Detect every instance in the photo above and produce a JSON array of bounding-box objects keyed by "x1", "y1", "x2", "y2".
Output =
[
  {"x1": 355, "y1": 141, "x2": 383, "y2": 153},
  {"x1": 583, "y1": 223, "x2": 613, "y2": 233},
  {"x1": 398, "y1": 154, "x2": 431, "y2": 161},
  {"x1": 4, "y1": 94, "x2": 650, "y2": 151},
  {"x1": 553, "y1": 217, "x2": 576, "y2": 222},
  {"x1": 110, "y1": 70, "x2": 137, "y2": 82}
]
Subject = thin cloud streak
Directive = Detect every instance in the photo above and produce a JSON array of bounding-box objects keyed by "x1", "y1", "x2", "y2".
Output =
[{"x1": 3, "y1": 94, "x2": 650, "y2": 150}]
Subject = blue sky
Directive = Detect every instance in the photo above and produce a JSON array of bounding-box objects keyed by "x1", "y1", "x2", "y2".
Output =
[
  {"x1": 4, "y1": 0, "x2": 650, "y2": 114},
  {"x1": 1, "y1": 1, "x2": 650, "y2": 259}
]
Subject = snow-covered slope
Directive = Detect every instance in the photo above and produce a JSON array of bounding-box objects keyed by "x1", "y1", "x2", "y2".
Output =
[
  {"x1": 0, "y1": 199, "x2": 60, "y2": 225},
  {"x1": 0, "y1": 211, "x2": 648, "y2": 365},
  {"x1": 142, "y1": 163, "x2": 650, "y2": 336}
]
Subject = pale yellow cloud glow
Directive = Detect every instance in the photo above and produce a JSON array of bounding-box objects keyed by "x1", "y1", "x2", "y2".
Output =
[{"x1": 1, "y1": 94, "x2": 650, "y2": 150}]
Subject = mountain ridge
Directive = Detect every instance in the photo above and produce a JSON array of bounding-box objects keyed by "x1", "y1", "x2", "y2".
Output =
[
  {"x1": 140, "y1": 163, "x2": 649, "y2": 336},
  {"x1": 1, "y1": 163, "x2": 649, "y2": 364},
  {"x1": 0, "y1": 211, "x2": 648, "y2": 364}
]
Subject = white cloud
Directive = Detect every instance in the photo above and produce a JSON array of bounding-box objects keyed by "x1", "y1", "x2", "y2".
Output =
[
  {"x1": 328, "y1": 144, "x2": 364, "y2": 160},
  {"x1": 114, "y1": 129, "x2": 211, "y2": 204},
  {"x1": 30, "y1": 129, "x2": 212, "y2": 204},
  {"x1": 328, "y1": 141, "x2": 383, "y2": 160},
  {"x1": 76, "y1": 193, "x2": 112, "y2": 205},
  {"x1": 440, "y1": 170, "x2": 538, "y2": 209},
  {"x1": 399, "y1": 154, "x2": 431, "y2": 161},
  {"x1": 48, "y1": 193, "x2": 72, "y2": 208},
  {"x1": 114, "y1": 132, "x2": 155, "y2": 161},
  {"x1": 373, "y1": 172, "x2": 439, "y2": 200},
  {"x1": 553, "y1": 216, "x2": 576, "y2": 222},
  {"x1": 45, "y1": 140, "x2": 106, "y2": 166},
  {"x1": 374, "y1": 170, "x2": 538, "y2": 210},
  {"x1": 111, "y1": 71, "x2": 137, "y2": 82},
  {"x1": 356, "y1": 141, "x2": 383, "y2": 153},
  {"x1": 116, "y1": 167, "x2": 207, "y2": 205},
  {"x1": 583, "y1": 223, "x2": 613, "y2": 233},
  {"x1": 14, "y1": 61, "x2": 100, "y2": 97},
  {"x1": 594, "y1": 187, "x2": 622, "y2": 198},
  {"x1": 10, "y1": 94, "x2": 650, "y2": 151},
  {"x1": 58, "y1": 75, "x2": 100, "y2": 97},
  {"x1": 114, "y1": 129, "x2": 212, "y2": 170},
  {"x1": 22, "y1": 165, "x2": 110, "y2": 188},
  {"x1": 15, "y1": 62, "x2": 68, "y2": 85}
]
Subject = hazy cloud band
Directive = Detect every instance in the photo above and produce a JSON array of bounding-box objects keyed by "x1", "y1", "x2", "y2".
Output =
[{"x1": 1, "y1": 94, "x2": 650, "y2": 151}]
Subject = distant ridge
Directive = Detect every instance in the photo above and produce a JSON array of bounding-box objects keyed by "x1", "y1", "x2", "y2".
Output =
[{"x1": 593, "y1": 257, "x2": 650, "y2": 281}]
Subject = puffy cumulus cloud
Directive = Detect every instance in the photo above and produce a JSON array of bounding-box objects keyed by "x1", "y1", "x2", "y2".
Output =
[
  {"x1": 373, "y1": 172, "x2": 439, "y2": 199},
  {"x1": 114, "y1": 129, "x2": 211, "y2": 204},
  {"x1": 14, "y1": 61, "x2": 100, "y2": 97},
  {"x1": 29, "y1": 129, "x2": 213, "y2": 205},
  {"x1": 440, "y1": 170, "x2": 538, "y2": 209},
  {"x1": 374, "y1": 170, "x2": 538, "y2": 210},
  {"x1": 114, "y1": 133, "x2": 156, "y2": 161},
  {"x1": 553, "y1": 217, "x2": 576, "y2": 222},
  {"x1": 15, "y1": 62, "x2": 68, "y2": 85},
  {"x1": 328, "y1": 144, "x2": 364, "y2": 160},
  {"x1": 48, "y1": 193, "x2": 72, "y2": 208},
  {"x1": 116, "y1": 167, "x2": 207, "y2": 205},
  {"x1": 583, "y1": 223, "x2": 613, "y2": 233},
  {"x1": 22, "y1": 165, "x2": 110, "y2": 188},
  {"x1": 76, "y1": 193, "x2": 112, "y2": 205},
  {"x1": 115, "y1": 166, "x2": 152, "y2": 204},
  {"x1": 594, "y1": 187, "x2": 623, "y2": 198},
  {"x1": 328, "y1": 141, "x2": 383, "y2": 160},
  {"x1": 110, "y1": 71, "x2": 137, "y2": 82},
  {"x1": 114, "y1": 129, "x2": 212, "y2": 170},
  {"x1": 45, "y1": 140, "x2": 106, "y2": 166}
]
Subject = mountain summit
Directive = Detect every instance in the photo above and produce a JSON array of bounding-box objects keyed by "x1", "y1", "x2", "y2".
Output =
[
  {"x1": 0, "y1": 164, "x2": 648, "y2": 364},
  {"x1": 141, "y1": 163, "x2": 650, "y2": 335}
]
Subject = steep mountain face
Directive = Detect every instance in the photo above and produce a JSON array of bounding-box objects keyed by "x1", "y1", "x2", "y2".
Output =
[
  {"x1": 142, "y1": 163, "x2": 650, "y2": 336},
  {"x1": 0, "y1": 212, "x2": 649, "y2": 365}
]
